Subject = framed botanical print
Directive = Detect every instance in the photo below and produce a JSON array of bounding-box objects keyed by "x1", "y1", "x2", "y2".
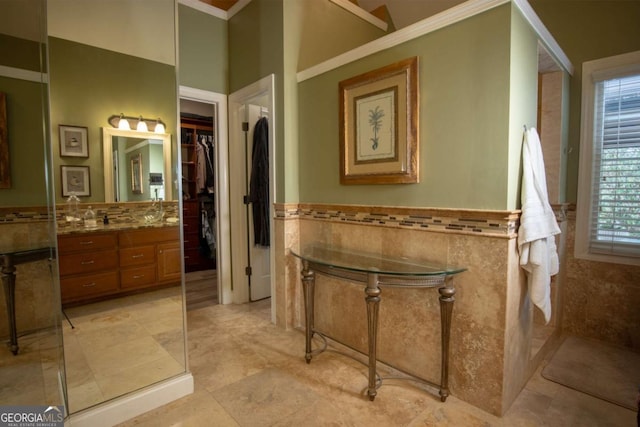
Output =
[{"x1": 339, "y1": 57, "x2": 419, "y2": 184}]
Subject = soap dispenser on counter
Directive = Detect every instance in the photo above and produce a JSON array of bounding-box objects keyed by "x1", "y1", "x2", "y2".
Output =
[
  {"x1": 83, "y1": 205, "x2": 97, "y2": 228},
  {"x1": 65, "y1": 192, "x2": 80, "y2": 226}
]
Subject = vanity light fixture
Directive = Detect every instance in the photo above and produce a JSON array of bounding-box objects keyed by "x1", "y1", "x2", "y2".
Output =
[
  {"x1": 108, "y1": 114, "x2": 166, "y2": 134},
  {"x1": 154, "y1": 118, "x2": 165, "y2": 134},
  {"x1": 117, "y1": 113, "x2": 130, "y2": 130},
  {"x1": 136, "y1": 116, "x2": 148, "y2": 132}
]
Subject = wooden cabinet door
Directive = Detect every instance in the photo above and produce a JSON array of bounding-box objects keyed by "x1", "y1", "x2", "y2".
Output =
[{"x1": 157, "y1": 242, "x2": 181, "y2": 283}]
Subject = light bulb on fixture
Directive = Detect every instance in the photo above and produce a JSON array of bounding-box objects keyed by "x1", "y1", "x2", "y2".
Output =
[
  {"x1": 136, "y1": 116, "x2": 148, "y2": 132},
  {"x1": 117, "y1": 113, "x2": 130, "y2": 130},
  {"x1": 154, "y1": 118, "x2": 165, "y2": 134}
]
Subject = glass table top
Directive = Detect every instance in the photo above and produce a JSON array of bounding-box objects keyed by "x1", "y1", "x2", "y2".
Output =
[{"x1": 291, "y1": 245, "x2": 466, "y2": 277}]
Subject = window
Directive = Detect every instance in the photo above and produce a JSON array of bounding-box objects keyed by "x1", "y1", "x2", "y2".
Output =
[{"x1": 576, "y1": 50, "x2": 640, "y2": 265}]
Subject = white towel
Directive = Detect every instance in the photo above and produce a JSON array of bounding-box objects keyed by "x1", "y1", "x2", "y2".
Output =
[{"x1": 518, "y1": 127, "x2": 561, "y2": 323}]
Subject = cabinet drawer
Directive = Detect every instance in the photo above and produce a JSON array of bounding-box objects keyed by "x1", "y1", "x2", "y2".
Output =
[
  {"x1": 183, "y1": 231, "x2": 200, "y2": 250},
  {"x1": 59, "y1": 250, "x2": 118, "y2": 276},
  {"x1": 119, "y1": 245, "x2": 155, "y2": 267},
  {"x1": 182, "y1": 200, "x2": 199, "y2": 216},
  {"x1": 120, "y1": 265, "x2": 157, "y2": 289},
  {"x1": 119, "y1": 227, "x2": 180, "y2": 247},
  {"x1": 61, "y1": 271, "x2": 119, "y2": 302},
  {"x1": 183, "y1": 248, "x2": 202, "y2": 267},
  {"x1": 58, "y1": 233, "x2": 117, "y2": 254}
]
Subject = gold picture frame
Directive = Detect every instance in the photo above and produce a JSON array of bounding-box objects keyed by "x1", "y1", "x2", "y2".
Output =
[
  {"x1": 339, "y1": 57, "x2": 419, "y2": 185},
  {"x1": 131, "y1": 153, "x2": 143, "y2": 194}
]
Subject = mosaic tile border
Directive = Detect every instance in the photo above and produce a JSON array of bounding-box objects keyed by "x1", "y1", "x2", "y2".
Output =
[
  {"x1": 0, "y1": 201, "x2": 179, "y2": 228},
  {"x1": 275, "y1": 203, "x2": 570, "y2": 238}
]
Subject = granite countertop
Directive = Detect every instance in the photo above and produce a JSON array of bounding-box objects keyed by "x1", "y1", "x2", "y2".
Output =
[{"x1": 57, "y1": 219, "x2": 179, "y2": 235}]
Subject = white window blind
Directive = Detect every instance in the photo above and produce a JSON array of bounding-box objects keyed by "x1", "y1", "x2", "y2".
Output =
[{"x1": 590, "y1": 73, "x2": 640, "y2": 256}]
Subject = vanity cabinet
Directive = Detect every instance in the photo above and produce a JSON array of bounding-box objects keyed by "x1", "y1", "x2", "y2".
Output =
[
  {"x1": 58, "y1": 226, "x2": 181, "y2": 305},
  {"x1": 58, "y1": 233, "x2": 119, "y2": 303}
]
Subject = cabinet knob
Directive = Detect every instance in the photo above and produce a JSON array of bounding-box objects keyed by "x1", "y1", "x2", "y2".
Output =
[{"x1": 81, "y1": 260, "x2": 95, "y2": 265}]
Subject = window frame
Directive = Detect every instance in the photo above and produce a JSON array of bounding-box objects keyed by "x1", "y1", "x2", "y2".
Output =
[{"x1": 576, "y1": 50, "x2": 640, "y2": 266}]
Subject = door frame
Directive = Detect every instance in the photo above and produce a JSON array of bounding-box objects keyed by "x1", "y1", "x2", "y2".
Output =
[
  {"x1": 228, "y1": 75, "x2": 276, "y2": 317},
  {"x1": 178, "y1": 86, "x2": 231, "y2": 304}
]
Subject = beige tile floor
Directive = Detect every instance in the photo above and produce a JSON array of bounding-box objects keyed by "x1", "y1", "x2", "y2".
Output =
[
  {"x1": 63, "y1": 286, "x2": 185, "y2": 413},
  {"x1": 116, "y1": 299, "x2": 637, "y2": 427}
]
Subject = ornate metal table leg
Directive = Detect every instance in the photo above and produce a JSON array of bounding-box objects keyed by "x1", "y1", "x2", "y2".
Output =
[
  {"x1": 1, "y1": 255, "x2": 19, "y2": 355},
  {"x1": 438, "y1": 284, "x2": 456, "y2": 402},
  {"x1": 301, "y1": 260, "x2": 315, "y2": 364},
  {"x1": 365, "y1": 273, "x2": 381, "y2": 401}
]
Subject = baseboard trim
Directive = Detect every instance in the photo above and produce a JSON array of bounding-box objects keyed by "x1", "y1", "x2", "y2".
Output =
[{"x1": 65, "y1": 373, "x2": 194, "y2": 427}]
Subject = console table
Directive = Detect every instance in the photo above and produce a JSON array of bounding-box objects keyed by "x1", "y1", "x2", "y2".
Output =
[
  {"x1": 291, "y1": 245, "x2": 466, "y2": 402},
  {"x1": 1, "y1": 244, "x2": 52, "y2": 355}
]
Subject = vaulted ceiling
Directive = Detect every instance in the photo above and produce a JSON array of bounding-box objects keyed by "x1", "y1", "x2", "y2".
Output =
[{"x1": 196, "y1": 0, "x2": 464, "y2": 30}]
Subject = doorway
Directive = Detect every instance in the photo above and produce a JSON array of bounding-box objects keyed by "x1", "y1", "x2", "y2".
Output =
[
  {"x1": 228, "y1": 75, "x2": 276, "y2": 317},
  {"x1": 179, "y1": 86, "x2": 230, "y2": 308}
]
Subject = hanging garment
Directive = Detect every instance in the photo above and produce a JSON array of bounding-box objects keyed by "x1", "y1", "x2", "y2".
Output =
[
  {"x1": 195, "y1": 139, "x2": 206, "y2": 193},
  {"x1": 205, "y1": 136, "x2": 215, "y2": 193},
  {"x1": 517, "y1": 127, "x2": 561, "y2": 324},
  {"x1": 248, "y1": 117, "x2": 270, "y2": 247},
  {"x1": 200, "y1": 206, "x2": 216, "y2": 258}
]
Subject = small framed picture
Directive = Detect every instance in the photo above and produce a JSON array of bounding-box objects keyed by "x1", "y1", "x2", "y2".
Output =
[
  {"x1": 61, "y1": 165, "x2": 90, "y2": 197},
  {"x1": 59, "y1": 125, "x2": 89, "y2": 158},
  {"x1": 131, "y1": 153, "x2": 143, "y2": 194}
]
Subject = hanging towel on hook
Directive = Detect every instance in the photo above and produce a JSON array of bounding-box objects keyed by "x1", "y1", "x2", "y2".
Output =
[{"x1": 518, "y1": 127, "x2": 561, "y2": 324}]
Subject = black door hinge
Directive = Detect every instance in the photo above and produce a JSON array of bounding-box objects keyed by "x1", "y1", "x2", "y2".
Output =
[
  {"x1": 245, "y1": 266, "x2": 252, "y2": 276},
  {"x1": 242, "y1": 122, "x2": 249, "y2": 132}
]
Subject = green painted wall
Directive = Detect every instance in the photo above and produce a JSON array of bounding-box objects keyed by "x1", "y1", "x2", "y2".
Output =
[
  {"x1": 228, "y1": 0, "x2": 284, "y2": 94},
  {"x1": 529, "y1": 0, "x2": 640, "y2": 203},
  {"x1": 294, "y1": 0, "x2": 387, "y2": 71},
  {"x1": 298, "y1": 5, "x2": 512, "y2": 209},
  {"x1": 48, "y1": 37, "x2": 177, "y2": 204},
  {"x1": 507, "y1": 5, "x2": 540, "y2": 210},
  {"x1": 0, "y1": 34, "x2": 45, "y2": 72},
  {"x1": 178, "y1": 4, "x2": 228, "y2": 93},
  {"x1": 0, "y1": 76, "x2": 48, "y2": 206}
]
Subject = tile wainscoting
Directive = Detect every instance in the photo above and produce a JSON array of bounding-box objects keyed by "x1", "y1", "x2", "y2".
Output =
[{"x1": 274, "y1": 202, "x2": 568, "y2": 416}]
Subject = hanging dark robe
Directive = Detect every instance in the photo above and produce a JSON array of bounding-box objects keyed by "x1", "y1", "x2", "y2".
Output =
[{"x1": 248, "y1": 117, "x2": 270, "y2": 247}]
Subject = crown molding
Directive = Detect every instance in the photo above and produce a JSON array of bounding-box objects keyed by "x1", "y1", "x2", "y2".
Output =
[
  {"x1": 0, "y1": 65, "x2": 47, "y2": 83},
  {"x1": 298, "y1": 0, "x2": 573, "y2": 82}
]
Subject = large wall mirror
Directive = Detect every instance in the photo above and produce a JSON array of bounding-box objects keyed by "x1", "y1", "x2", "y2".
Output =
[
  {"x1": 0, "y1": 0, "x2": 64, "y2": 410},
  {"x1": 102, "y1": 128, "x2": 173, "y2": 203},
  {"x1": 47, "y1": 0, "x2": 186, "y2": 416}
]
